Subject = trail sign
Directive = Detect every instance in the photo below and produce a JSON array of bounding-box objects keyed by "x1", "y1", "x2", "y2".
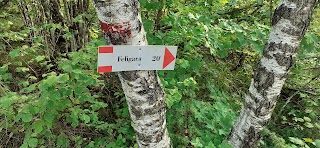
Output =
[{"x1": 97, "y1": 45, "x2": 177, "y2": 73}]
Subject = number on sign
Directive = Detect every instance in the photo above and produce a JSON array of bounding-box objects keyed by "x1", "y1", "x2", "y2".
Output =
[{"x1": 152, "y1": 56, "x2": 161, "y2": 61}]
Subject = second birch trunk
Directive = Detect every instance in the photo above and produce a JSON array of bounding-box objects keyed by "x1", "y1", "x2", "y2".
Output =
[{"x1": 227, "y1": 0, "x2": 318, "y2": 147}]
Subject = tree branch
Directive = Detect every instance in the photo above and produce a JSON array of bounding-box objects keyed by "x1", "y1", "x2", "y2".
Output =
[{"x1": 0, "y1": 82, "x2": 7, "y2": 97}]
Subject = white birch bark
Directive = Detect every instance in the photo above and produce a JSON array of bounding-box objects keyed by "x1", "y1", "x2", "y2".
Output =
[
  {"x1": 227, "y1": 0, "x2": 319, "y2": 147},
  {"x1": 92, "y1": 0, "x2": 171, "y2": 147}
]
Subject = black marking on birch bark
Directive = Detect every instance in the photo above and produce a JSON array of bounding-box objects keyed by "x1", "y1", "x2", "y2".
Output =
[
  {"x1": 120, "y1": 71, "x2": 140, "y2": 81},
  {"x1": 242, "y1": 126, "x2": 261, "y2": 148},
  {"x1": 263, "y1": 49, "x2": 273, "y2": 59},
  {"x1": 136, "y1": 132, "x2": 153, "y2": 144},
  {"x1": 272, "y1": 4, "x2": 292, "y2": 26},
  {"x1": 155, "y1": 128, "x2": 166, "y2": 141},
  {"x1": 130, "y1": 97, "x2": 143, "y2": 106},
  {"x1": 257, "y1": 118, "x2": 269, "y2": 127},
  {"x1": 104, "y1": 33, "x2": 112, "y2": 45},
  {"x1": 146, "y1": 94, "x2": 158, "y2": 105},
  {"x1": 249, "y1": 91, "x2": 259, "y2": 104},
  {"x1": 109, "y1": 32, "x2": 130, "y2": 45},
  {"x1": 135, "y1": 126, "x2": 165, "y2": 145},
  {"x1": 153, "y1": 71, "x2": 165, "y2": 95},
  {"x1": 255, "y1": 99, "x2": 277, "y2": 116},
  {"x1": 253, "y1": 65, "x2": 275, "y2": 92},
  {"x1": 137, "y1": 90, "x2": 148, "y2": 95},
  {"x1": 145, "y1": 117, "x2": 163, "y2": 127},
  {"x1": 105, "y1": 12, "x2": 113, "y2": 18},
  {"x1": 227, "y1": 127, "x2": 234, "y2": 140},
  {"x1": 243, "y1": 100, "x2": 255, "y2": 114},
  {"x1": 144, "y1": 106, "x2": 166, "y2": 117},
  {"x1": 130, "y1": 106, "x2": 143, "y2": 118},
  {"x1": 135, "y1": 20, "x2": 143, "y2": 33},
  {"x1": 265, "y1": 42, "x2": 299, "y2": 55},
  {"x1": 142, "y1": 34, "x2": 147, "y2": 44},
  {"x1": 130, "y1": 0, "x2": 140, "y2": 20},
  {"x1": 273, "y1": 53, "x2": 295, "y2": 69}
]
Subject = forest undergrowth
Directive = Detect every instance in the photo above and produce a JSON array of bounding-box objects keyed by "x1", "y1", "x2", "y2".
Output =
[{"x1": 0, "y1": 0, "x2": 319, "y2": 147}]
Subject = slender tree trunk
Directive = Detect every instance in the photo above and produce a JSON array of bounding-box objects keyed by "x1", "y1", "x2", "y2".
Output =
[
  {"x1": 227, "y1": 0, "x2": 318, "y2": 147},
  {"x1": 92, "y1": 0, "x2": 171, "y2": 147}
]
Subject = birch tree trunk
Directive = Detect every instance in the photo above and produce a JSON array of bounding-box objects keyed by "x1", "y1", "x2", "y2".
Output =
[
  {"x1": 227, "y1": 0, "x2": 318, "y2": 147},
  {"x1": 92, "y1": 0, "x2": 171, "y2": 147}
]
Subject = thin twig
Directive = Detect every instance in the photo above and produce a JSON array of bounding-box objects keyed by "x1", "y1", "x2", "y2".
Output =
[{"x1": 0, "y1": 83, "x2": 7, "y2": 96}]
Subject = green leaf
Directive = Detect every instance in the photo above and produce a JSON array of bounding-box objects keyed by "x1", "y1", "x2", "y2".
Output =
[
  {"x1": 60, "y1": 63, "x2": 72, "y2": 71},
  {"x1": 218, "y1": 0, "x2": 228, "y2": 5},
  {"x1": 166, "y1": 89, "x2": 182, "y2": 108},
  {"x1": 140, "y1": 0, "x2": 148, "y2": 7},
  {"x1": 303, "y1": 117, "x2": 312, "y2": 122},
  {"x1": 218, "y1": 140, "x2": 232, "y2": 148},
  {"x1": 1, "y1": 98, "x2": 14, "y2": 108},
  {"x1": 303, "y1": 138, "x2": 313, "y2": 143},
  {"x1": 33, "y1": 36, "x2": 43, "y2": 43},
  {"x1": 38, "y1": 82, "x2": 49, "y2": 91},
  {"x1": 217, "y1": 49, "x2": 228, "y2": 58},
  {"x1": 21, "y1": 113, "x2": 33, "y2": 123},
  {"x1": 191, "y1": 137, "x2": 203, "y2": 147},
  {"x1": 35, "y1": 56, "x2": 45, "y2": 62},
  {"x1": 23, "y1": 84, "x2": 37, "y2": 93},
  {"x1": 9, "y1": 49, "x2": 20, "y2": 58},
  {"x1": 32, "y1": 120, "x2": 44, "y2": 134},
  {"x1": 289, "y1": 137, "x2": 305, "y2": 145},
  {"x1": 304, "y1": 122, "x2": 314, "y2": 128},
  {"x1": 315, "y1": 140, "x2": 320, "y2": 148},
  {"x1": 43, "y1": 111, "x2": 56, "y2": 128},
  {"x1": 57, "y1": 74, "x2": 69, "y2": 83},
  {"x1": 28, "y1": 138, "x2": 38, "y2": 148},
  {"x1": 0, "y1": 64, "x2": 9, "y2": 75},
  {"x1": 2, "y1": 73, "x2": 12, "y2": 80},
  {"x1": 81, "y1": 114, "x2": 90, "y2": 124},
  {"x1": 16, "y1": 67, "x2": 29, "y2": 72},
  {"x1": 179, "y1": 59, "x2": 190, "y2": 69},
  {"x1": 57, "y1": 133, "x2": 70, "y2": 147}
]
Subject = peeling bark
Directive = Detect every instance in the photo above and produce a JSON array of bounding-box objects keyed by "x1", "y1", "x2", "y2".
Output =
[
  {"x1": 93, "y1": 0, "x2": 171, "y2": 147},
  {"x1": 227, "y1": 0, "x2": 318, "y2": 147}
]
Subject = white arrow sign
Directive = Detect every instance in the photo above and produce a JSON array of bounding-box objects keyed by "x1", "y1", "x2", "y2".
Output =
[{"x1": 97, "y1": 45, "x2": 178, "y2": 73}]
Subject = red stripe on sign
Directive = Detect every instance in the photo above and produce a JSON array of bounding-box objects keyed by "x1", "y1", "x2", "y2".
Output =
[
  {"x1": 98, "y1": 66, "x2": 113, "y2": 73},
  {"x1": 99, "y1": 46, "x2": 113, "y2": 53}
]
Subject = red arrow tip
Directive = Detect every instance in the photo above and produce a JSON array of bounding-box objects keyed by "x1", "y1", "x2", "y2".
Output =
[{"x1": 163, "y1": 47, "x2": 176, "y2": 69}]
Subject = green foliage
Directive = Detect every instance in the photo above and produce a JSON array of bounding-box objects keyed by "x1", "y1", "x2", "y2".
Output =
[{"x1": 0, "y1": 0, "x2": 319, "y2": 147}]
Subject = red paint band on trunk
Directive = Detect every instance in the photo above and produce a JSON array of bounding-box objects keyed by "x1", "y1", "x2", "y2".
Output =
[
  {"x1": 99, "y1": 20, "x2": 132, "y2": 37},
  {"x1": 99, "y1": 46, "x2": 113, "y2": 53},
  {"x1": 98, "y1": 66, "x2": 113, "y2": 73},
  {"x1": 99, "y1": 20, "x2": 108, "y2": 33}
]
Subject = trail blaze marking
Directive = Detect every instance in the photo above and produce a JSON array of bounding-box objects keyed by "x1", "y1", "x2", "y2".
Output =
[
  {"x1": 99, "y1": 21, "x2": 132, "y2": 37},
  {"x1": 97, "y1": 45, "x2": 178, "y2": 73}
]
